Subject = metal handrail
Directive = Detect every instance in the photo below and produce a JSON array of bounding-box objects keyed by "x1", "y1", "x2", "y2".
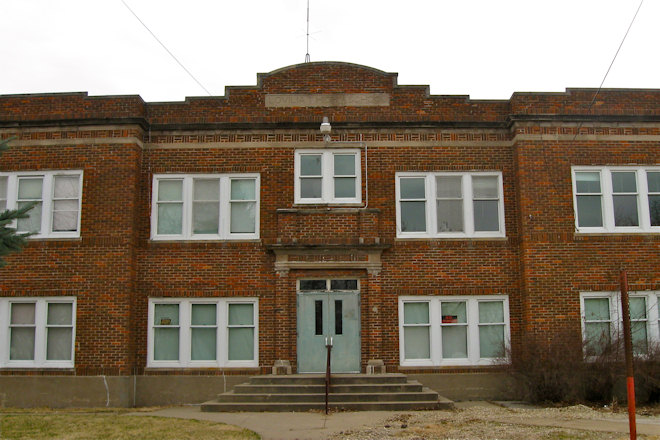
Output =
[{"x1": 325, "y1": 336, "x2": 332, "y2": 414}]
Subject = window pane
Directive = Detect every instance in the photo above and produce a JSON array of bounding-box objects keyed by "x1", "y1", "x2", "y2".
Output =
[
  {"x1": 576, "y1": 195, "x2": 603, "y2": 227},
  {"x1": 442, "y1": 326, "x2": 467, "y2": 358},
  {"x1": 47, "y1": 328, "x2": 72, "y2": 360},
  {"x1": 404, "y1": 326, "x2": 430, "y2": 359},
  {"x1": 474, "y1": 200, "x2": 499, "y2": 231},
  {"x1": 330, "y1": 279, "x2": 358, "y2": 290},
  {"x1": 472, "y1": 176, "x2": 498, "y2": 199},
  {"x1": 479, "y1": 301, "x2": 504, "y2": 323},
  {"x1": 231, "y1": 179, "x2": 255, "y2": 200},
  {"x1": 228, "y1": 328, "x2": 254, "y2": 360},
  {"x1": 576, "y1": 172, "x2": 601, "y2": 193},
  {"x1": 230, "y1": 202, "x2": 256, "y2": 233},
  {"x1": 300, "y1": 280, "x2": 326, "y2": 291},
  {"x1": 157, "y1": 203, "x2": 183, "y2": 235},
  {"x1": 584, "y1": 322, "x2": 610, "y2": 355},
  {"x1": 612, "y1": 172, "x2": 637, "y2": 193},
  {"x1": 52, "y1": 200, "x2": 79, "y2": 231},
  {"x1": 404, "y1": 302, "x2": 429, "y2": 324},
  {"x1": 436, "y1": 176, "x2": 462, "y2": 198},
  {"x1": 401, "y1": 201, "x2": 426, "y2": 232},
  {"x1": 11, "y1": 303, "x2": 35, "y2": 324},
  {"x1": 649, "y1": 195, "x2": 660, "y2": 226},
  {"x1": 193, "y1": 179, "x2": 219, "y2": 200},
  {"x1": 17, "y1": 201, "x2": 42, "y2": 233},
  {"x1": 228, "y1": 304, "x2": 254, "y2": 326},
  {"x1": 0, "y1": 176, "x2": 7, "y2": 206},
  {"x1": 479, "y1": 325, "x2": 505, "y2": 358},
  {"x1": 334, "y1": 154, "x2": 355, "y2": 175},
  {"x1": 301, "y1": 178, "x2": 322, "y2": 198},
  {"x1": 18, "y1": 178, "x2": 42, "y2": 199},
  {"x1": 192, "y1": 304, "x2": 216, "y2": 325},
  {"x1": 400, "y1": 178, "x2": 425, "y2": 199},
  {"x1": 629, "y1": 297, "x2": 647, "y2": 320},
  {"x1": 613, "y1": 195, "x2": 639, "y2": 226},
  {"x1": 648, "y1": 172, "x2": 660, "y2": 192},
  {"x1": 48, "y1": 303, "x2": 72, "y2": 325},
  {"x1": 334, "y1": 300, "x2": 343, "y2": 335},
  {"x1": 334, "y1": 177, "x2": 356, "y2": 198},
  {"x1": 441, "y1": 302, "x2": 466, "y2": 323},
  {"x1": 584, "y1": 298, "x2": 610, "y2": 321},
  {"x1": 154, "y1": 328, "x2": 179, "y2": 360},
  {"x1": 632, "y1": 321, "x2": 648, "y2": 355},
  {"x1": 301, "y1": 155, "x2": 322, "y2": 176},
  {"x1": 193, "y1": 202, "x2": 219, "y2": 234},
  {"x1": 315, "y1": 300, "x2": 323, "y2": 335},
  {"x1": 54, "y1": 176, "x2": 79, "y2": 198},
  {"x1": 10, "y1": 327, "x2": 35, "y2": 360},
  {"x1": 157, "y1": 180, "x2": 182, "y2": 201},
  {"x1": 154, "y1": 304, "x2": 179, "y2": 326},
  {"x1": 437, "y1": 199, "x2": 463, "y2": 232},
  {"x1": 191, "y1": 328, "x2": 217, "y2": 360}
]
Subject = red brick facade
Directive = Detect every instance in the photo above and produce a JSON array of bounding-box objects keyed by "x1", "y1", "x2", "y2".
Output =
[{"x1": 0, "y1": 62, "x2": 658, "y2": 381}]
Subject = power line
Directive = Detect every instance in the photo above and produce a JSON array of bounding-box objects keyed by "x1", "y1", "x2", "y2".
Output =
[
  {"x1": 120, "y1": 0, "x2": 213, "y2": 96},
  {"x1": 573, "y1": 0, "x2": 644, "y2": 140}
]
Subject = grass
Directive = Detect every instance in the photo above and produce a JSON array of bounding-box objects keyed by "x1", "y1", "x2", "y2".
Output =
[{"x1": 0, "y1": 412, "x2": 260, "y2": 440}]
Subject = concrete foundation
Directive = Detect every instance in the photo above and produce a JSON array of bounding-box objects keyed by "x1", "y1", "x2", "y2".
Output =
[{"x1": 0, "y1": 373, "x2": 516, "y2": 407}]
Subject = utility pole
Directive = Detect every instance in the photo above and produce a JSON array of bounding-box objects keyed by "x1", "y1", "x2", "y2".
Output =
[{"x1": 620, "y1": 270, "x2": 637, "y2": 440}]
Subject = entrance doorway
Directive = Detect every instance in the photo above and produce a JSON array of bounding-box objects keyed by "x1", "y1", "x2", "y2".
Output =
[{"x1": 297, "y1": 279, "x2": 360, "y2": 373}]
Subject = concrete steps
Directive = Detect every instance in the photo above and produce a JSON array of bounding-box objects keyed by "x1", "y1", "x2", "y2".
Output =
[{"x1": 201, "y1": 373, "x2": 454, "y2": 412}]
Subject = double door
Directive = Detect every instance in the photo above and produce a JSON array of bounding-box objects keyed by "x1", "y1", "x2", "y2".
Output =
[{"x1": 297, "y1": 291, "x2": 360, "y2": 373}]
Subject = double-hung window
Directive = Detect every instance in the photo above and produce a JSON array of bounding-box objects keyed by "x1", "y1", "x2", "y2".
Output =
[
  {"x1": 399, "y1": 296, "x2": 510, "y2": 366},
  {"x1": 572, "y1": 167, "x2": 660, "y2": 233},
  {"x1": 0, "y1": 171, "x2": 83, "y2": 238},
  {"x1": 148, "y1": 298, "x2": 258, "y2": 368},
  {"x1": 151, "y1": 174, "x2": 259, "y2": 240},
  {"x1": 580, "y1": 292, "x2": 660, "y2": 357},
  {"x1": 294, "y1": 150, "x2": 361, "y2": 204},
  {"x1": 0, "y1": 297, "x2": 76, "y2": 368},
  {"x1": 396, "y1": 172, "x2": 505, "y2": 238}
]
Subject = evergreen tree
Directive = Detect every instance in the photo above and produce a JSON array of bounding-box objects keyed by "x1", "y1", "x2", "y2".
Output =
[{"x1": 0, "y1": 138, "x2": 34, "y2": 267}]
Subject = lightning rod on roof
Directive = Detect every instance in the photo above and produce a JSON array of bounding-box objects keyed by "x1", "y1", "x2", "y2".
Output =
[{"x1": 305, "y1": 0, "x2": 311, "y2": 63}]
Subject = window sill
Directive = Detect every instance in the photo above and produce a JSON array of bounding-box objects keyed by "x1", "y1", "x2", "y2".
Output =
[
  {"x1": 574, "y1": 231, "x2": 660, "y2": 237},
  {"x1": 149, "y1": 238, "x2": 262, "y2": 243},
  {"x1": 395, "y1": 236, "x2": 508, "y2": 242}
]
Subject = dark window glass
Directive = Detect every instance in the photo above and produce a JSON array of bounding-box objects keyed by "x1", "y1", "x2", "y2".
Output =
[
  {"x1": 300, "y1": 280, "x2": 327, "y2": 291},
  {"x1": 334, "y1": 300, "x2": 343, "y2": 335},
  {"x1": 330, "y1": 279, "x2": 358, "y2": 290},
  {"x1": 315, "y1": 300, "x2": 323, "y2": 335}
]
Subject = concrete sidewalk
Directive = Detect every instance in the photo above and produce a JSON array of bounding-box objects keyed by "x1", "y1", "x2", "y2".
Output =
[{"x1": 128, "y1": 402, "x2": 660, "y2": 440}]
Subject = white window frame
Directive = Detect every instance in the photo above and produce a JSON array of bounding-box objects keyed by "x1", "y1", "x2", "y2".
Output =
[
  {"x1": 0, "y1": 297, "x2": 76, "y2": 368},
  {"x1": 572, "y1": 166, "x2": 660, "y2": 233},
  {"x1": 150, "y1": 174, "x2": 260, "y2": 240},
  {"x1": 580, "y1": 291, "x2": 660, "y2": 357},
  {"x1": 0, "y1": 171, "x2": 83, "y2": 239},
  {"x1": 147, "y1": 298, "x2": 259, "y2": 368},
  {"x1": 396, "y1": 172, "x2": 506, "y2": 238},
  {"x1": 294, "y1": 149, "x2": 362, "y2": 204},
  {"x1": 399, "y1": 295, "x2": 510, "y2": 367}
]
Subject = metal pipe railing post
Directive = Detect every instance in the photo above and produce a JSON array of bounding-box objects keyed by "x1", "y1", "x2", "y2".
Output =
[{"x1": 325, "y1": 336, "x2": 332, "y2": 415}]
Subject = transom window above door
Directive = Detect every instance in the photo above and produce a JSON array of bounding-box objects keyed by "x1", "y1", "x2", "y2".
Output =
[
  {"x1": 294, "y1": 150, "x2": 361, "y2": 204},
  {"x1": 298, "y1": 279, "x2": 359, "y2": 291}
]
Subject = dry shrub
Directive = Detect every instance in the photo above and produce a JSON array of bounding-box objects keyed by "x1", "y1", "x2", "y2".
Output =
[{"x1": 511, "y1": 331, "x2": 660, "y2": 405}]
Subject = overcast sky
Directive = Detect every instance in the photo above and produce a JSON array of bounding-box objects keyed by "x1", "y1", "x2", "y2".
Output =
[{"x1": 1, "y1": 0, "x2": 657, "y2": 102}]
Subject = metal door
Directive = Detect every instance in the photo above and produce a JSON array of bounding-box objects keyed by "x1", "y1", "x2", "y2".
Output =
[{"x1": 297, "y1": 291, "x2": 360, "y2": 373}]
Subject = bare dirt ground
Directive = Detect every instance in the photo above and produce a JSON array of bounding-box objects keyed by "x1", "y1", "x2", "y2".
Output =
[{"x1": 329, "y1": 404, "x2": 660, "y2": 440}]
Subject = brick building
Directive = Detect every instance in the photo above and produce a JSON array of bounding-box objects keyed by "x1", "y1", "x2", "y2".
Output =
[{"x1": 0, "y1": 62, "x2": 658, "y2": 407}]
